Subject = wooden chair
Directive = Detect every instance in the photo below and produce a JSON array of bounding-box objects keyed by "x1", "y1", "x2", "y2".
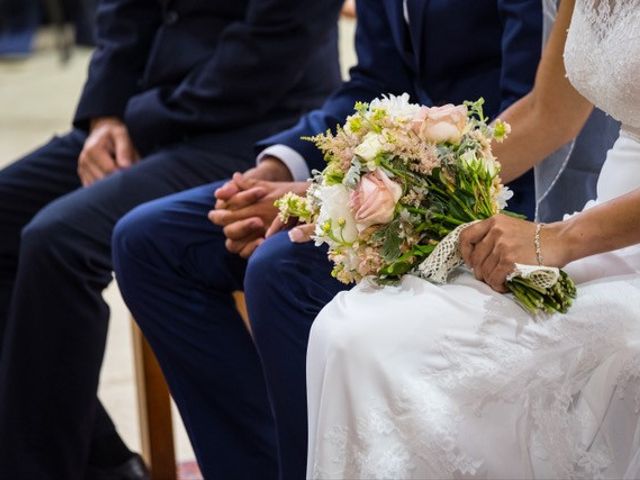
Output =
[{"x1": 131, "y1": 292, "x2": 249, "y2": 480}]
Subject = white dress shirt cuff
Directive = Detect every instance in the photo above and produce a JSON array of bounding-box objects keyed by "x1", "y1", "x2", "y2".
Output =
[{"x1": 257, "y1": 145, "x2": 310, "y2": 182}]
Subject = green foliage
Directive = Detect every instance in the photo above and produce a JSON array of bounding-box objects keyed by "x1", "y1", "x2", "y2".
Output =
[
  {"x1": 464, "y1": 97, "x2": 487, "y2": 122},
  {"x1": 381, "y1": 219, "x2": 403, "y2": 262}
]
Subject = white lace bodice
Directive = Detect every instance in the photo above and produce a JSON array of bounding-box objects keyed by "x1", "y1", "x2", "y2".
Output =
[{"x1": 564, "y1": 0, "x2": 640, "y2": 139}]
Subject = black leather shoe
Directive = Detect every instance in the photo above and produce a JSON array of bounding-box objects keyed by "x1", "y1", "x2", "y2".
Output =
[{"x1": 85, "y1": 453, "x2": 151, "y2": 480}]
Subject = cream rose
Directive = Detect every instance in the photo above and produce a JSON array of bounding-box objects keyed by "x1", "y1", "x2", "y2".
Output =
[
  {"x1": 349, "y1": 169, "x2": 403, "y2": 231},
  {"x1": 353, "y1": 132, "x2": 384, "y2": 162},
  {"x1": 413, "y1": 104, "x2": 468, "y2": 144}
]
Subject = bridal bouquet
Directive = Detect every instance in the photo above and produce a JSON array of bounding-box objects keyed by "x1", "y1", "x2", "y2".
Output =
[{"x1": 276, "y1": 95, "x2": 576, "y2": 315}]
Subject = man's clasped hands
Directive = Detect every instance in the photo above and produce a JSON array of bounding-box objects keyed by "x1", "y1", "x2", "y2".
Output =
[{"x1": 209, "y1": 158, "x2": 310, "y2": 258}]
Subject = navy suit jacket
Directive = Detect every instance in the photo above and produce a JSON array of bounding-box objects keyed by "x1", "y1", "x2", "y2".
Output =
[
  {"x1": 259, "y1": 0, "x2": 543, "y2": 217},
  {"x1": 73, "y1": 0, "x2": 343, "y2": 154}
]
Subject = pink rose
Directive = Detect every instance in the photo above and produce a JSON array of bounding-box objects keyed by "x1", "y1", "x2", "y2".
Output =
[
  {"x1": 349, "y1": 169, "x2": 403, "y2": 231},
  {"x1": 412, "y1": 104, "x2": 468, "y2": 144}
]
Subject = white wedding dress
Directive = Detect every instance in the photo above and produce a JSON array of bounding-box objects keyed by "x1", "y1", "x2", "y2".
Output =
[{"x1": 306, "y1": 1, "x2": 640, "y2": 478}]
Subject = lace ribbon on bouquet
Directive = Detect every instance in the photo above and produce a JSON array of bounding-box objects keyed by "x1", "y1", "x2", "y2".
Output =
[{"x1": 415, "y1": 222, "x2": 560, "y2": 288}]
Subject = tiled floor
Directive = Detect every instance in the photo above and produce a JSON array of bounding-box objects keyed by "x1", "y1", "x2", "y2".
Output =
[{"x1": 0, "y1": 20, "x2": 356, "y2": 477}]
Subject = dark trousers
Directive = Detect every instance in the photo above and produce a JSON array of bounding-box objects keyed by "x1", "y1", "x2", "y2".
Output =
[
  {"x1": 0, "y1": 116, "x2": 293, "y2": 480},
  {"x1": 113, "y1": 184, "x2": 348, "y2": 479}
]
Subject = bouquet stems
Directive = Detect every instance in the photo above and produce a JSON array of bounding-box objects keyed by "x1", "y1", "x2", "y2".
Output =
[{"x1": 507, "y1": 271, "x2": 576, "y2": 315}]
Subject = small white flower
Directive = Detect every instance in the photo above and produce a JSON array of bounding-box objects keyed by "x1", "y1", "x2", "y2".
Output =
[
  {"x1": 343, "y1": 113, "x2": 359, "y2": 135},
  {"x1": 481, "y1": 153, "x2": 499, "y2": 176},
  {"x1": 354, "y1": 132, "x2": 384, "y2": 162},
  {"x1": 369, "y1": 93, "x2": 420, "y2": 120},
  {"x1": 496, "y1": 186, "x2": 513, "y2": 210}
]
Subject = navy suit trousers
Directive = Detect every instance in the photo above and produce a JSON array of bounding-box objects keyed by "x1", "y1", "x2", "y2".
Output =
[
  {"x1": 0, "y1": 115, "x2": 294, "y2": 479},
  {"x1": 113, "y1": 183, "x2": 349, "y2": 479}
]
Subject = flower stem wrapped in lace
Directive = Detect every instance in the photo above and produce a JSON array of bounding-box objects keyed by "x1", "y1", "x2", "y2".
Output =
[{"x1": 276, "y1": 95, "x2": 577, "y2": 315}]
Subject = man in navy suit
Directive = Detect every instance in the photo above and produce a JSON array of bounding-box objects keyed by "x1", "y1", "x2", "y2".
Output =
[
  {"x1": 113, "y1": 0, "x2": 542, "y2": 478},
  {"x1": 0, "y1": 0, "x2": 342, "y2": 478}
]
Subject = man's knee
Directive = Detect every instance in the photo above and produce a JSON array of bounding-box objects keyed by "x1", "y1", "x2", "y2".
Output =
[
  {"x1": 244, "y1": 232, "x2": 323, "y2": 340},
  {"x1": 245, "y1": 231, "x2": 300, "y2": 293},
  {"x1": 20, "y1": 210, "x2": 75, "y2": 258},
  {"x1": 113, "y1": 181, "x2": 229, "y2": 274},
  {"x1": 112, "y1": 201, "x2": 179, "y2": 327},
  {"x1": 113, "y1": 202, "x2": 164, "y2": 265}
]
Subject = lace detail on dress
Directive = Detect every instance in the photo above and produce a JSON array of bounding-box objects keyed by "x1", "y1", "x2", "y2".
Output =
[
  {"x1": 430, "y1": 281, "x2": 640, "y2": 479},
  {"x1": 313, "y1": 383, "x2": 484, "y2": 479},
  {"x1": 616, "y1": 353, "x2": 640, "y2": 414},
  {"x1": 312, "y1": 278, "x2": 640, "y2": 479},
  {"x1": 586, "y1": 1, "x2": 638, "y2": 37},
  {"x1": 564, "y1": 0, "x2": 640, "y2": 131}
]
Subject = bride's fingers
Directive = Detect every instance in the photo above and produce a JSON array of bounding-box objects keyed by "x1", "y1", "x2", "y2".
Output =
[
  {"x1": 478, "y1": 248, "x2": 498, "y2": 278},
  {"x1": 266, "y1": 217, "x2": 299, "y2": 238},
  {"x1": 459, "y1": 219, "x2": 494, "y2": 264},
  {"x1": 468, "y1": 235, "x2": 496, "y2": 280},
  {"x1": 265, "y1": 217, "x2": 285, "y2": 238},
  {"x1": 288, "y1": 224, "x2": 315, "y2": 243},
  {"x1": 485, "y1": 256, "x2": 513, "y2": 293},
  {"x1": 480, "y1": 253, "x2": 504, "y2": 291}
]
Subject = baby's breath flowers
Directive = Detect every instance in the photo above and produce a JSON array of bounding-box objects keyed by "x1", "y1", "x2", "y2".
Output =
[{"x1": 276, "y1": 95, "x2": 576, "y2": 315}]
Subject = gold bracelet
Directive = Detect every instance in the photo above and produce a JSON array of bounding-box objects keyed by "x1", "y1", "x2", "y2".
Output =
[{"x1": 534, "y1": 223, "x2": 544, "y2": 266}]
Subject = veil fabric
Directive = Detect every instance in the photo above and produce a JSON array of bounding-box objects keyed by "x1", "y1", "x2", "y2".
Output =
[{"x1": 533, "y1": 0, "x2": 619, "y2": 221}]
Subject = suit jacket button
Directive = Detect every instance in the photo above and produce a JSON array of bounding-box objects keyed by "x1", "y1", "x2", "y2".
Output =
[{"x1": 165, "y1": 10, "x2": 179, "y2": 25}]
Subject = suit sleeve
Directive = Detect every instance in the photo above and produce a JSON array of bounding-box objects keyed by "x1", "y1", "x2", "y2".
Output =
[
  {"x1": 496, "y1": 0, "x2": 543, "y2": 113},
  {"x1": 73, "y1": 0, "x2": 162, "y2": 130},
  {"x1": 256, "y1": 0, "x2": 417, "y2": 173},
  {"x1": 123, "y1": 0, "x2": 343, "y2": 152}
]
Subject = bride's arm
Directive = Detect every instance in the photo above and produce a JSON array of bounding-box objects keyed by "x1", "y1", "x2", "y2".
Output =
[
  {"x1": 459, "y1": 2, "x2": 640, "y2": 293},
  {"x1": 493, "y1": 0, "x2": 594, "y2": 183},
  {"x1": 555, "y1": 190, "x2": 640, "y2": 264},
  {"x1": 460, "y1": 190, "x2": 640, "y2": 292}
]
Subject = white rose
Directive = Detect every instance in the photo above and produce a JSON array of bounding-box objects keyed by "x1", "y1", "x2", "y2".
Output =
[
  {"x1": 314, "y1": 184, "x2": 359, "y2": 244},
  {"x1": 354, "y1": 132, "x2": 384, "y2": 162}
]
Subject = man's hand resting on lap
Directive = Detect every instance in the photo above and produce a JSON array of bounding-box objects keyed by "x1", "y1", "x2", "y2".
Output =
[
  {"x1": 78, "y1": 117, "x2": 139, "y2": 186},
  {"x1": 209, "y1": 156, "x2": 309, "y2": 258}
]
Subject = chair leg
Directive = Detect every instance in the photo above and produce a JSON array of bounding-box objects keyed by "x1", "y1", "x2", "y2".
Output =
[
  {"x1": 131, "y1": 321, "x2": 177, "y2": 480},
  {"x1": 233, "y1": 291, "x2": 249, "y2": 331},
  {"x1": 131, "y1": 292, "x2": 247, "y2": 480}
]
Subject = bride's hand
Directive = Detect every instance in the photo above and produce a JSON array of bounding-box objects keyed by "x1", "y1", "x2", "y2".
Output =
[
  {"x1": 265, "y1": 217, "x2": 315, "y2": 243},
  {"x1": 459, "y1": 215, "x2": 566, "y2": 292}
]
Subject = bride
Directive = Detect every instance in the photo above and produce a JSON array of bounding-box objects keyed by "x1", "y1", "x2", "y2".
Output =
[{"x1": 304, "y1": 0, "x2": 640, "y2": 478}]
